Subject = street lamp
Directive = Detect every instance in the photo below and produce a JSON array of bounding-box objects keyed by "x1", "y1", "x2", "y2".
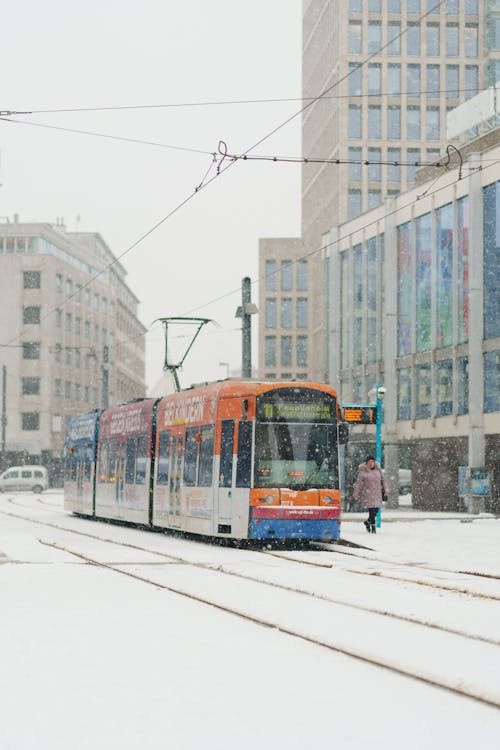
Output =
[{"x1": 368, "y1": 385, "x2": 386, "y2": 527}]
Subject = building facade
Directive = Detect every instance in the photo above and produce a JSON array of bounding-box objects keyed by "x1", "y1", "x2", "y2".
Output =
[
  {"x1": 0, "y1": 221, "x2": 146, "y2": 483},
  {"x1": 260, "y1": 0, "x2": 498, "y2": 383},
  {"x1": 324, "y1": 129, "x2": 500, "y2": 511}
]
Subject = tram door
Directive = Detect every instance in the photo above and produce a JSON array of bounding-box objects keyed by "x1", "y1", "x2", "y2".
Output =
[
  {"x1": 168, "y1": 433, "x2": 182, "y2": 528},
  {"x1": 115, "y1": 441, "x2": 126, "y2": 508},
  {"x1": 76, "y1": 449, "x2": 85, "y2": 503},
  {"x1": 217, "y1": 420, "x2": 235, "y2": 522}
]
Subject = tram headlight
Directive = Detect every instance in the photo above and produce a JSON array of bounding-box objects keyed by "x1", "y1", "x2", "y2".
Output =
[{"x1": 323, "y1": 495, "x2": 334, "y2": 504}]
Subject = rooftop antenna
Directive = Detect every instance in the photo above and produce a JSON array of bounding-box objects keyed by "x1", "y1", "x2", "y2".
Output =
[{"x1": 155, "y1": 316, "x2": 214, "y2": 391}]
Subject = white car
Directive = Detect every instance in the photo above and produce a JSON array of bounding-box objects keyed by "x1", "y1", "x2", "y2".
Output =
[{"x1": 0, "y1": 466, "x2": 48, "y2": 493}]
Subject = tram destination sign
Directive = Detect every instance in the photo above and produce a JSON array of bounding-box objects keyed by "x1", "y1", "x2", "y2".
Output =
[
  {"x1": 257, "y1": 400, "x2": 334, "y2": 422},
  {"x1": 342, "y1": 405, "x2": 378, "y2": 425}
]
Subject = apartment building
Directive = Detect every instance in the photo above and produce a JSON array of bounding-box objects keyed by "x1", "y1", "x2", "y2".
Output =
[{"x1": 0, "y1": 221, "x2": 146, "y2": 482}]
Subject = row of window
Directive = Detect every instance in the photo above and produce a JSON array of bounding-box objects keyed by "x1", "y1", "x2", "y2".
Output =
[
  {"x1": 349, "y1": 146, "x2": 440, "y2": 183},
  {"x1": 264, "y1": 259, "x2": 308, "y2": 293},
  {"x1": 348, "y1": 62, "x2": 478, "y2": 99},
  {"x1": 349, "y1": 0, "x2": 478, "y2": 13},
  {"x1": 349, "y1": 95, "x2": 466, "y2": 142},
  {"x1": 21, "y1": 342, "x2": 110, "y2": 370},
  {"x1": 264, "y1": 335, "x2": 308, "y2": 368},
  {"x1": 55, "y1": 381, "x2": 100, "y2": 403},
  {"x1": 265, "y1": 298, "x2": 308, "y2": 329},
  {"x1": 349, "y1": 19, "x2": 478, "y2": 57},
  {"x1": 22, "y1": 271, "x2": 116, "y2": 317}
]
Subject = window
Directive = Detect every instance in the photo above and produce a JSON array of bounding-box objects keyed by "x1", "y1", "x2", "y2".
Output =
[
  {"x1": 368, "y1": 105, "x2": 381, "y2": 138},
  {"x1": 407, "y1": 64, "x2": 421, "y2": 94},
  {"x1": 388, "y1": 0, "x2": 401, "y2": 10},
  {"x1": 407, "y1": 23, "x2": 420, "y2": 56},
  {"x1": 198, "y1": 425, "x2": 215, "y2": 486},
  {"x1": 436, "y1": 361, "x2": 453, "y2": 417},
  {"x1": 407, "y1": 107, "x2": 421, "y2": 139},
  {"x1": 219, "y1": 421, "x2": 234, "y2": 488},
  {"x1": 56, "y1": 274, "x2": 62, "y2": 291},
  {"x1": 349, "y1": 105, "x2": 362, "y2": 138},
  {"x1": 407, "y1": 0, "x2": 420, "y2": 11},
  {"x1": 265, "y1": 260, "x2": 277, "y2": 291},
  {"x1": 75, "y1": 317, "x2": 81, "y2": 335},
  {"x1": 265, "y1": 336, "x2": 276, "y2": 367},
  {"x1": 426, "y1": 107, "x2": 440, "y2": 139},
  {"x1": 24, "y1": 271, "x2": 40, "y2": 289},
  {"x1": 23, "y1": 342, "x2": 40, "y2": 359},
  {"x1": 427, "y1": 64, "x2": 440, "y2": 98},
  {"x1": 368, "y1": 0, "x2": 381, "y2": 10},
  {"x1": 65, "y1": 381, "x2": 72, "y2": 399},
  {"x1": 349, "y1": 21, "x2": 362, "y2": 54},
  {"x1": 484, "y1": 183, "x2": 500, "y2": 340},
  {"x1": 135, "y1": 435, "x2": 148, "y2": 484},
  {"x1": 23, "y1": 306, "x2": 40, "y2": 324},
  {"x1": 265, "y1": 299, "x2": 276, "y2": 328},
  {"x1": 387, "y1": 106, "x2": 401, "y2": 138},
  {"x1": 281, "y1": 298, "x2": 292, "y2": 328},
  {"x1": 465, "y1": 66, "x2": 479, "y2": 99},
  {"x1": 56, "y1": 309, "x2": 62, "y2": 327},
  {"x1": 368, "y1": 190, "x2": 381, "y2": 209},
  {"x1": 446, "y1": 65, "x2": 460, "y2": 99},
  {"x1": 387, "y1": 22, "x2": 401, "y2": 55},
  {"x1": 76, "y1": 284, "x2": 82, "y2": 302},
  {"x1": 465, "y1": 0, "x2": 477, "y2": 12},
  {"x1": 349, "y1": 147, "x2": 362, "y2": 181},
  {"x1": 484, "y1": 351, "x2": 500, "y2": 413},
  {"x1": 22, "y1": 377, "x2": 40, "y2": 395},
  {"x1": 436, "y1": 203, "x2": 454, "y2": 348},
  {"x1": 446, "y1": 23, "x2": 459, "y2": 56},
  {"x1": 65, "y1": 348, "x2": 72, "y2": 365},
  {"x1": 126, "y1": 437, "x2": 136, "y2": 484},
  {"x1": 297, "y1": 260, "x2": 308, "y2": 291},
  {"x1": 55, "y1": 344, "x2": 61, "y2": 363},
  {"x1": 349, "y1": 63, "x2": 362, "y2": 96},
  {"x1": 465, "y1": 24, "x2": 478, "y2": 57},
  {"x1": 66, "y1": 313, "x2": 72, "y2": 332},
  {"x1": 368, "y1": 22, "x2": 381, "y2": 53},
  {"x1": 388, "y1": 64, "x2": 401, "y2": 95},
  {"x1": 184, "y1": 428, "x2": 198, "y2": 486},
  {"x1": 22, "y1": 412, "x2": 40, "y2": 430},
  {"x1": 297, "y1": 336, "x2": 308, "y2": 367},
  {"x1": 349, "y1": 0, "x2": 361, "y2": 10},
  {"x1": 457, "y1": 357, "x2": 469, "y2": 416},
  {"x1": 388, "y1": 147, "x2": 401, "y2": 182},
  {"x1": 66, "y1": 279, "x2": 73, "y2": 297},
  {"x1": 446, "y1": 0, "x2": 458, "y2": 11},
  {"x1": 236, "y1": 421, "x2": 252, "y2": 488},
  {"x1": 55, "y1": 379, "x2": 62, "y2": 397},
  {"x1": 85, "y1": 320, "x2": 90, "y2": 339},
  {"x1": 427, "y1": 23, "x2": 440, "y2": 56},
  {"x1": 348, "y1": 189, "x2": 362, "y2": 218},
  {"x1": 281, "y1": 336, "x2": 292, "y2": 367},
  {"x1": 416, "y1": 365, "x2": 431, "y2": 419},
  {"x1": 367, "y1": 64, "x2": 381, "y2": 95},
  {"x1": 281, "y1": 260, "x2": 292, "y2": 291},
  {"x1": 297, "y1": 298, "x2": 308, "y2": 328},
  {"x1": 407, "y1": 148, "x2": 421, "y2": 182},
  {"x1": 368, "y1": 148, "x2": 381, "y2": 182},
  {"x1": 457, "y1": 196, "x2": 469, "y2": 344},
  {"x1": 427, "y1": 0, "x2": 439, "y2": 12},
  {"x1": 75, "y1": 384, "x2": 81, "y2": 401}
]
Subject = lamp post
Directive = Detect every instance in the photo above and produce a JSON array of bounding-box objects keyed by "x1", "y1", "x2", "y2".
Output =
[{"x1": 368, "y1": 385, "x2": 386, "y2": 527}]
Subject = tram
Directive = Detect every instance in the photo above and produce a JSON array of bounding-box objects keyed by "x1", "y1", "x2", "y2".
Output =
[
  {"x1": 64, "y1": 380, "x2": 348, "y2": 542},
  {"x1": 64, "y1": 410, "x2": 101, "y2": 515}
]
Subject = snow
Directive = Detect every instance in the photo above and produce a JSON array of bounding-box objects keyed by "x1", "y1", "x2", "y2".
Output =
[{"x1": 1, "y1": 492, "x2": 499, "y2": 749}]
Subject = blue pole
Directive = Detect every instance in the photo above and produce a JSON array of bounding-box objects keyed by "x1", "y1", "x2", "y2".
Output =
[{"x1": 376, "y1": 386, "x2": 383, "y2": 528}]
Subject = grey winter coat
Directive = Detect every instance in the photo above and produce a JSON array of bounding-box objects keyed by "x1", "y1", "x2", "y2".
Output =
[{"x1": 353, "y1": 461, "x2": 388, "y2": 509}]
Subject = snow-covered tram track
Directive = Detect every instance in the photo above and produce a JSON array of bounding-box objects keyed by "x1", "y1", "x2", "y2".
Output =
[{"x1": 37, "y1": 537, "x2": 500, "y2": 711}]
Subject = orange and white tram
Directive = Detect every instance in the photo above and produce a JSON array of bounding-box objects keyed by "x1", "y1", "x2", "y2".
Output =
[{"x1": 64, "y1": 380, "x2": 348, "y2": 542}]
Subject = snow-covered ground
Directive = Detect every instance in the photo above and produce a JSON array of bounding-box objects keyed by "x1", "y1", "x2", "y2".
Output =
[{"x1": 0, "y1": 491, "x2": 499, "y2": 749}]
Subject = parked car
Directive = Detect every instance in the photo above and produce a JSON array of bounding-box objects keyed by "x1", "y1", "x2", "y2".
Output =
[
  {"x1": 0, "y1": 466, "x2": 48, "y2": 493},
  {"x1": 398, "y1": 469, "x2": 412, "y2": 495}
]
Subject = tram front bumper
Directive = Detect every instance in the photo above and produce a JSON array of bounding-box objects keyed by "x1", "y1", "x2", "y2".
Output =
[{"x1": 250, "y1": 507, "x2": 340, "y2": 541}]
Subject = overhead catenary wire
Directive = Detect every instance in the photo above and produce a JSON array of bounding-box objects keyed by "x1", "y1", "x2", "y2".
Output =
[{"x1": 1, "y1": 0, "x2": 450, "y2": 359}]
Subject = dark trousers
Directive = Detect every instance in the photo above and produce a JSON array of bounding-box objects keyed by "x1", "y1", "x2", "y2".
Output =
[{"x1": 367, "y1": 507, "x2": 378, "y2": 524}]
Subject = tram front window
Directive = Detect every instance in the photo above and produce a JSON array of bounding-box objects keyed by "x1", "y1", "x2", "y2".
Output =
[{"x1": 255, "y1": 422, "x2": 338, "y2": 489}]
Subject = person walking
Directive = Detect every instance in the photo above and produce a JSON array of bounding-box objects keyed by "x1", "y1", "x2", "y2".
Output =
[{"x1": 352, "y1": 455, "x2": 388, "y2": 534}]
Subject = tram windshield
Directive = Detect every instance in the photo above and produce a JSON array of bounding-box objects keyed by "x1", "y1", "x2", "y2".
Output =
[{"x1": 254, "y1": 421, "x2": 338, "y2": 489}]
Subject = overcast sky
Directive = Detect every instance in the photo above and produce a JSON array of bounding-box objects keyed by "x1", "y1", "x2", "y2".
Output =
[{"x1": 1, "y1": 0, "x2": 302, "y2": 390}]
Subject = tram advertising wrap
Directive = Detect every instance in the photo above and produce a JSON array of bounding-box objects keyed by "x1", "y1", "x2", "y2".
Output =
[{"x1": 63, "y1": 380, "x2": 348, "y2": 542}]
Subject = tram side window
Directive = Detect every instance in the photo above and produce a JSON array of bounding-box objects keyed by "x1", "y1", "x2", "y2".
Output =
[
  {"x1": 135, "y1": 434, "x2": 148, "y2": 484},
  {"x1": 157, "y1": 430, "x2": 170, "y2": 485},
  {"x1": 107, "y1": 439, "x2": 116, "y2": 481},
  {"x1": 98, "y1": 440, "x2": 108, "y2": 482},
  {"x1": 198, "y1": 425, "x2": 214, "y2": 486},
  {"x1": 70, "y1": 453, "x2": 77, "y2": 481},
  {"x1": 219, "y1": 420, "x2": 234, "y2": 487},
  {"x1": 236, "y1": 421, "x2": 253, "y2": 488},
  {"x1": 126, "y1": 436, "x2": 136, "y2": 484},
  {"x1": 84, "y1": 443, "x2": 93, "y2": 481},
  {"x1": 184, "y1": 427, "x2": 198, "y2": 486}
]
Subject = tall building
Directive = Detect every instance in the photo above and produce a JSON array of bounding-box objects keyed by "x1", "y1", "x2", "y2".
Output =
[
  {"x1": 259, "y1": 0, "x2": 495, "y2": 382},
  {"x1": 0, "y1": 221, "x2": 146, "y2": 482}
]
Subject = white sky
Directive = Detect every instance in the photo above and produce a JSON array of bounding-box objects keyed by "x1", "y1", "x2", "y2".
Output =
[
  {"x1": 1, "y1": 494, "x2": 500, "y2": 748},
  {"x1": 0, "y1": 0, "x2": 302, "y2": 390}
]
